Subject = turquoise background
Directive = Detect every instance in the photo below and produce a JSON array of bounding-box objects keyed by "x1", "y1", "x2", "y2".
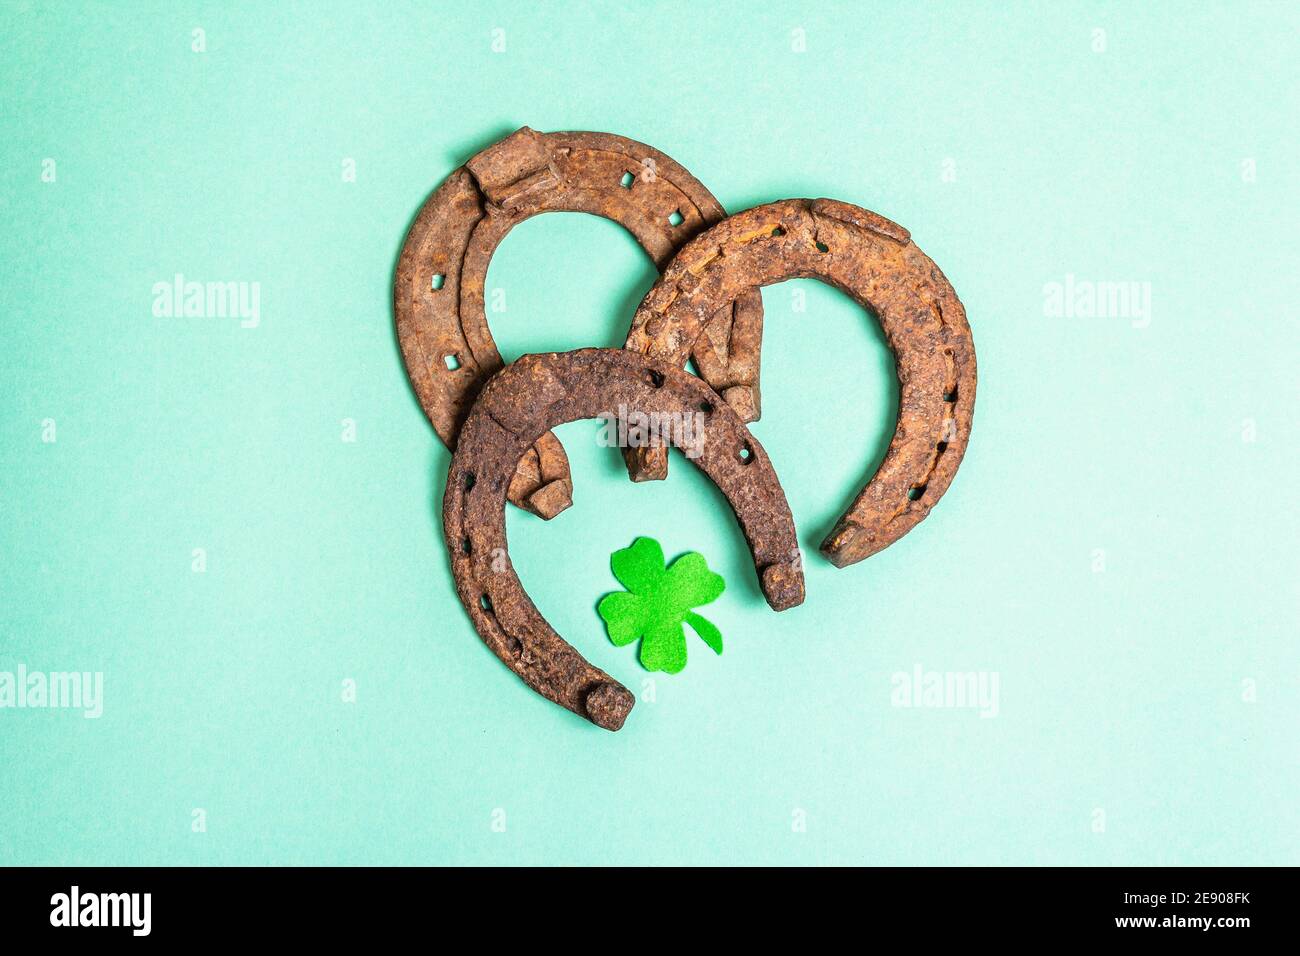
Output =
[{"x1": 1, "y1": 1, "x2": 1296, "y2": 865}]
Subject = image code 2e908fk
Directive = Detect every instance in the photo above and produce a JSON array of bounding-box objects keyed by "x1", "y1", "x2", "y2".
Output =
[{"x1": 1124, "y1": 892, "x2": 1252, "y2": 907}]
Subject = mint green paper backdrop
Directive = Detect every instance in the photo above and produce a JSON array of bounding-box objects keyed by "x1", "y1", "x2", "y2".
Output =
[{"x1": 1, "y1": 1, "x2": 1295, "y2": 865}]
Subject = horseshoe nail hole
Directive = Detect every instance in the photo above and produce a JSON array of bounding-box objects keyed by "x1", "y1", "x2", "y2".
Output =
[
  {"x1": 936, "y1": 441, "x2": 948, "y2": 453},
  {"x1": 442, "y1": 353, "x2": 461, "y2": 371},
  {"x1": 667, "y1": 210, "x2": 684, "y2": 227},
  {"x1": 430, "y1": 273, "x2": 445, "y2": 291},
  {"x1": 908, "y1": 484, "x2": 927, "y2": 501},
  {"x1": 461, "y1": 537, "x2": 472, "y2": 556},
  {"x1": 503, "y1": 635, "x2": 522, "y2": 658},
  {"x1": 464, "y1": 472, "x2": 476, "y2": 491},
  {"x1": 771, "y1": 226, "x2": 786, "y2": 237},
  {"x1": 479, "y1": 593, "x2": 493, "y2": 613},
  {"x1": 943, "y1": 387, "x2": 959, "y2": 403},
  {"x1": 619, "y1": 171, "x2": 635, "y2": 189},
  {"x1": 646, "y1": 369, "x2": 665, "y2": 388},
  {"x1": 815, "y1": 241, "x2": 830, "y2": 253},
  {"x1": 699, "y1": 400, "x2": 714, "y2": 416},
  {"x1": 737, "y1": 444, "x2": 753, "y2": 465}
]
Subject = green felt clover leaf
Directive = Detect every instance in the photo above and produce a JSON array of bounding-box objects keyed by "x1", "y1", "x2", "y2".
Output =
[{"x1": 597, "y1": 537, "x2": 725, "y2": 674}]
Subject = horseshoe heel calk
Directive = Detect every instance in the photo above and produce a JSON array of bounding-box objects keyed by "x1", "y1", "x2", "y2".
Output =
[
  {"x1": 623, "y1": 445, "x2": 668, "y2": 483},
  {"x1": 623, "y1": 198, "x2": 976, "y2": 567},
  {"x1": 443, "y1": 348, "x2": 804, "y2": 731},
  {"x1": 582, "y1": 682, "x2": 637, "y2": 731}
]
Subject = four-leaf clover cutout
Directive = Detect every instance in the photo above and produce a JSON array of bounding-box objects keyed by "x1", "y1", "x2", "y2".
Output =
[{"x1": 597, "y1": 536, "x2": 725, "y2": 674}]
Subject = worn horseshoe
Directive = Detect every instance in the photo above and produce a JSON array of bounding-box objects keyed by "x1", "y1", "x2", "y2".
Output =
[
  {"x1": 395, "y1": 126, "x2": 765, "y2": 519},
  {"x1": 443, "y1": 348, "x2": 804, "y2": 731},
  {"x1": 623, "y1": 198, "x2": 977, "y2": 568}
]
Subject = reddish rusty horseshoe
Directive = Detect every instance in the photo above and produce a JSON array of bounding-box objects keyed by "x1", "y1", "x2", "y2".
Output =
[
  {"x1": 395, "y1": 127, "x2": 764, "y2": 519},
  {"x1": 444, "y1": 348, "x2": 804, "y2": 731},
  {"x1": 624, "y1": 198, "x2": 977, "y2": 568}
]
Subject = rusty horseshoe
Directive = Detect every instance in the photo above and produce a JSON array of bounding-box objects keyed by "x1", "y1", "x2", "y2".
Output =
[
  {"x1": 443, "y1": 348, "x2": 804, "y2": 731},
  {"x1": 623, "y1": 198, "x2": 977, "y2": 568},
  {"x1": 395, "y1": 127, "x2": 765, "y2": 520}
]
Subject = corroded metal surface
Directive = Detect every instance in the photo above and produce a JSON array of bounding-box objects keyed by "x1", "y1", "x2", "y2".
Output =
[
  {"x1": 624, "y1": 198, "x2": 977, "y2": 567},
  {"x1": 443, "y1": 348, "x2": 804, "y2": 731},
  {"x1": 395, "y1": 127, "x2": 764, "y2": 519}
]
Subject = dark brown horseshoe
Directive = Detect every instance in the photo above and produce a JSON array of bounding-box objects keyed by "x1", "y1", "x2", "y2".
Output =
[
  {"x1": 443, "y1": 348, "x2": 804, "y2": 731},
  {"x1": 623, "y1": 198, "x2": 977, "y2": 568},
  {"x1": 395, "y1": 126, "x2": 765, "y2": 519}
]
